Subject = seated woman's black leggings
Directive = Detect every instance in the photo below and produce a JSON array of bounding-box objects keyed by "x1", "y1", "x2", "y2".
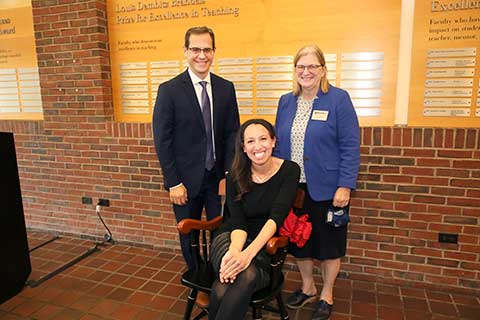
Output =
[{"x1": 208, "y1": 264, "x2": 258, "y2": 320}]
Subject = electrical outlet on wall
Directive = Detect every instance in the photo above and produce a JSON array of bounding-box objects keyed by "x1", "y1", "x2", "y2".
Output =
[
  {"x1": 82, "y1": 196, "x2": 92, "y2": 204},
  {"x1": 98, "y1": 198, "x2": 110, "y2": 207},
  {"x1": 438, "y1": 233, "x2": 458, "y2": 244}
]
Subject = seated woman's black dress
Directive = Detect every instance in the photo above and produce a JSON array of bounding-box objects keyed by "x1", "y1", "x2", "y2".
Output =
[{"x1": 211, "y1": 160, "x2": 300, "y2": 290}]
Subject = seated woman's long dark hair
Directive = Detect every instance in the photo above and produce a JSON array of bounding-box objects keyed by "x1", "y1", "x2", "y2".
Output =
[{"x1": 229, "y1": 119, "x2": 276, "y2": 201}]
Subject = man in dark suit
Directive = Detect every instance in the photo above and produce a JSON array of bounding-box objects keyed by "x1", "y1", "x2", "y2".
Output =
[{"x1": 153, "y1": 26, "x2": 240, "y2": 270}]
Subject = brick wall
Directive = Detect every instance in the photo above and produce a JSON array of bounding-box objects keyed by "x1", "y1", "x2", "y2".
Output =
[
  {"x1": 0, "y1": 0, "x2": 478, "y2": 295},
  {"x1": 345, "y1": 128, "x2": 480, "y2": 294}
]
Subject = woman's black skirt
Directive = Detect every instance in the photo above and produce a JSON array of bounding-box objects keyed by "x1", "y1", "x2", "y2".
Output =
[{"x1": 211, "y1": 231, "x2": 270, "y2": 290}]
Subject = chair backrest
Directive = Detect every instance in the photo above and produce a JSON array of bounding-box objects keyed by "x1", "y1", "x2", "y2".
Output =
[
  {"x1": 267, "y1": 187, "x2": 305, "y2": 290},
  {"x1": 292, "y1": 187, "x2": 305, "y2": 211}
]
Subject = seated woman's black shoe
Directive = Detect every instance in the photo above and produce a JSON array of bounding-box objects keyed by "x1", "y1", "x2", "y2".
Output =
[
  {"x1": 311, "y1": 299, "x2": 333, "y2": 320},
  {"x1": 286, "y1": 289, "x2": 317, "y2": 309}
]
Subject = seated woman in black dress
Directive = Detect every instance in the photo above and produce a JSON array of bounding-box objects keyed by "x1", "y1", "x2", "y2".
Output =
[{"x1": 208, "y1": 119, "x2": 300, "y2": 320}]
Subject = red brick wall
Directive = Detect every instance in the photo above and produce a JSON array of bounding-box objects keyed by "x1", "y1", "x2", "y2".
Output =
[
  {"x1": 0, "y1": 0, "x2": 478, "y2": 294},
  {"x1": 345, "y1": 128, "x2": 480, "y2": 294}
]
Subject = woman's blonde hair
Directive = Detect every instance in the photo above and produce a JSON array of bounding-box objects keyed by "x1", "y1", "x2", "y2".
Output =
[{"x1": 293, "y1": 45, "x2": 330, "y2": 96}]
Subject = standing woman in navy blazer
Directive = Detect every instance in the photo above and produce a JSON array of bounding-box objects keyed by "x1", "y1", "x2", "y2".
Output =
[{"x1": 274, "y1": 45, "x2": 360, "y2": 320}]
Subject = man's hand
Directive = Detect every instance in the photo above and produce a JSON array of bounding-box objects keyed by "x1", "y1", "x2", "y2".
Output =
[
  {"x1": 169, "y1": 184, "x2": 188, "y2": 206},
  {"x1": 333, "y1": 187, "x2": 351, "y2": 208}
]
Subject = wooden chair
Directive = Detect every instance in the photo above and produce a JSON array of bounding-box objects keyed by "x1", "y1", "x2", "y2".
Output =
[{"x1": 177, "y1": 180, "x2": 304, "y2": 319}]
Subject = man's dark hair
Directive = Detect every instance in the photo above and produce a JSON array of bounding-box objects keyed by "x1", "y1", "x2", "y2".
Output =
[{"x1": 184, "y1": 26, "x2": 216, "y2": 49}]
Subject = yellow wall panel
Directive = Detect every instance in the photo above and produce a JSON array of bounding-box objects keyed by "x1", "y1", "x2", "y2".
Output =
[
  {"x1": 408, "y1": 1, "x2": 480, "y2": 127},
  {"x1": 108, "y1": 0, "x2": 401, "y2": 126}
]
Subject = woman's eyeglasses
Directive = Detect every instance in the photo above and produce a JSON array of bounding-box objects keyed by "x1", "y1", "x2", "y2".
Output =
[{"x1": 295, "y1": 64, "x2": 323, "y2": 72}]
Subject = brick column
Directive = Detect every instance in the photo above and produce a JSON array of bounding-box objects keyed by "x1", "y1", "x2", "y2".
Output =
[{"x1": 32, "y1": 0, "x2": 112, "y2": 134}]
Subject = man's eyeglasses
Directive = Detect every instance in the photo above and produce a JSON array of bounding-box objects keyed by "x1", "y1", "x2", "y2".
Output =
[
  {"x1": 188, "y1": 47, "x2": 214, "y2": 55},
  {"x1": 295, "y1": 64, "x2": 323, "y2": 72}
]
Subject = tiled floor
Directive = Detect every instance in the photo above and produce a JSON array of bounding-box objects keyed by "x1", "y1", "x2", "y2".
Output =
[{"x1": 0, "y1": 232, "x2": 479, "y2": 320}]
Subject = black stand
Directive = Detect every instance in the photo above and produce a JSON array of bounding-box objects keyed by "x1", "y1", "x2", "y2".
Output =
[{"x1": 0, "y1": 132, "x2": 32, "y2": 304}]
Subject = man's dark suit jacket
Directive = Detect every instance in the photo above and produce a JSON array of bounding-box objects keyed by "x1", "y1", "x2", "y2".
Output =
[{"x1": 153, "y1": 70, "x2": 240, "y2": 198}]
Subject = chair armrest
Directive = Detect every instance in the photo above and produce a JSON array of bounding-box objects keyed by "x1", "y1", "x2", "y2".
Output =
[
  {"x1": 265, "y1": 236, "x2": 289, "y2": 255},
  {"x1": 177, "y1": 216, "x2": 223, "y2": 234}
]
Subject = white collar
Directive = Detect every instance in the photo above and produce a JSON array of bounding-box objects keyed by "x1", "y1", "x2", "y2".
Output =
[{"x1": 188, "y1": 68, "x2": 211, "y2": 85}]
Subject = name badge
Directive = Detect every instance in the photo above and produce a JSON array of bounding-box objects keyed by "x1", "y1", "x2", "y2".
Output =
[{"x1": 311, "y1": 110, "x2": 329, "y2": 121}]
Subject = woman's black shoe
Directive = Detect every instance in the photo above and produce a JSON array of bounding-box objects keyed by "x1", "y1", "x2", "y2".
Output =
[
  {"x1": 286, "y1": 289, "x2": 317, "y2": 309},
  {"x1": 311, "y1": 299, "x2": 333, "y2": 320}
]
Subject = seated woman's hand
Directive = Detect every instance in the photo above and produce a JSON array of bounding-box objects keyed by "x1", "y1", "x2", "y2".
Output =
[{"x1": 219, "y1": 251, "x2": 253, "y2": 283}]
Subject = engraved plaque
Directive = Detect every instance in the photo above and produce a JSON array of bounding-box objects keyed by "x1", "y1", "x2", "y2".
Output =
[
  {"x1": 18, "y1": 74, "x2": 39, "y2": 81},
  {"x1": 225, "y1": 74, "x2": 253, "y2": 82},
  {"x1": 256, "y1": 107, "x2": 277, "y2": 115},
  {"x1": 351, "y1": 98, "x2": 381, "y2": 107},
  {"x1": 0, "y1": 95, "x2": 19, "y2": 101},
  {"x1": 423, "y1": 98, "x2": 471, "y2": 107},
  {"x1": 341, "y1": 61, "x2": 384, "y2": 70},
  {"x1": 0, "y1": 81, "x2": 17, "y2": 88},
  {"x1": 217, "y1": 58, "x2": 253, "y2": 65},
  {"x1": 354, "y1": 108, "x2": 381, "y2": 116},
  {"x1": 22, "y1": 107, "x2": 42, "y2": 112},
  {"x1": 341, "y1": 80, "x2": 382, "y2": 89},
  {"x1": 341, "y1": 71, "x2": 383, "y2": 80},
  {"x1": 423, "y1": 108, "x2": 470, "y2": 116},
  {"x1": 424, "y1": 89, "x2": 472, "y2": 97},
  {"x1": 238, "y1": 100, "x2": 253, "y2": 107},
  {"x1": 122, "y1": 85, "x2": 149, "y2": 92},
  {"x1": 123, "y1": 107, "x2": 149, "y2": 114},
  {"x1": 325, "y1": 63, "x2": 336, "y2": 71},
  {"x1": 121, "y1": 77, "x2": 148, "y2": 84},
  {"x1": 0, "y1": 68, "x2": 15, "y2": 75},
  {"x1": 426, "y1": 58, "x2": 476, "y2": 68},
  {"x1": 150, "y1": 61, "x2": 180, "y2": 68},
  {"x1": 120, "y1": 62, "x2": 148, "y2": 69},
  {"x1": 427, "y1": 48, "x2": 476, "y2": 57},
  {"x1": 324, "y1": 54, "x2": 337, "y2": 62},
  {"x1": 256, "y1": 90, "x2": 287, "y2": 98},
  {"x1": 425, "y1": 79, "x2": 473, "y2": 87},
  {"x1": 347, "y1": 89, "x2": 382, "y2": 98},
  {"x1": 122, "y1": 93, "x2": 149, "y2": 100},
  {"x1": 0, "y1": 106, "x2": 20, "y2": 112},
  {"x1": 19, "y1": 87, "x2": 40, "y2": 94},
  {"x1": 0, "y1": 75, "x2": 17, "y2": 81},
  {"x1": 256, "y1": 99, "x2": 278, "y2": 107},
  {"x1": 342, "y1": 52, "x2": 384, "y2": 61},
  {"x1": 236, "y1": 91, "x2": 253, "y2": 98},
  {"x1": 239, "y1": 107, "x2": 253, "y2": 115},
  {"x1": 218, "y1": 66, "x2": 253, "y2": 73},
  {"x1": 22, "y1": 100, "x2": 41, "y2": 107},
  {"x1": 150, "y1": 69, "x2": 178, "y2": 76},
  {"x1": 256, "y1": 56, "x2": 293, "y2": 64},
  {"x1": 19, "y1": 67, "x2": 39, "y2": 74},
  {"x1": 256, "y1": 74, "x2": 293, "y2": 81},
  {"x1": 121, "y1": 70, "x2": 148, "y2": 77},
  {"x1": 21, "y1": 93, "x2": 41, "y2": 100},
  {"x1": 19, "y1": 81, "x2": 40, "y2": 87},
  {"x1": 256, "y1": 82, "x2": 292, "y2": 90},
  {"x1": 234, "y1": 83, "x2": 253, "y2": 90},
  {"x1": 256, "y1": 65, "x2": 292, "y2": 73},
  {"x1": 0, "y1": 88, "x2": 18, "y2": 94},
  {"x1": 122, "y1": 100, "x2": 149, "y2": 107},
  {"x1": 425, "y1": 68, "x2": 474, "y2": 78}
]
